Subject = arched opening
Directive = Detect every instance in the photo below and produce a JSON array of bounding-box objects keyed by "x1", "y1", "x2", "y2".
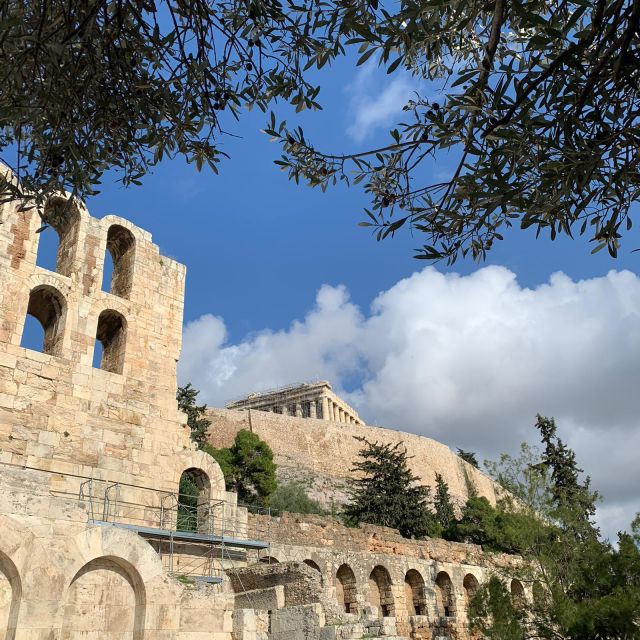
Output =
[
  {"x1": 62, "y1": 556, "x2": 145, "y2": 639},
  {"x1": 368, "y1": 565, "x2": 394, "y2": 618},
  {"x1": 304, "y1": 559, "x2": 321, "y2": 572},
  {"x1": 532, "y1": 580, "x2": 545, "y2": 607},
  {"x1": 463, "y1": 573, "x2": 479, "y2": 607},
  {"x1": 404, "y1": 569, "x2": 427, "y2": 616},
  {"x1": 510, "y1": 579, "x2": 525, "y2": 608},
  {"x1": 336, "y1": 564, "x2": 357, "y2": 614},
  {"x1": 177, "y1": 468, "x2": 211, "y2": 533},
  {"x1": 102, "y1": 225, "x2": 135, "y2": 299},
  {"x1": 94, "y1": 309, "x2": 127, "y2": 374},
  {"x1": 435, "y1": 571, "x2": 454, "y2": 618},
  {"x1": 0, "y1": 551, "x2": 21, "y2": 640},
  {"x1": 36, "y1": 197, "x2": 80, "y2": 276},
  {"x1": 20, "y1": 285, "x2": 66, "y2": 356},
  {"x1": 259, "y1": 556, "x2": 280, "y2": 564}
]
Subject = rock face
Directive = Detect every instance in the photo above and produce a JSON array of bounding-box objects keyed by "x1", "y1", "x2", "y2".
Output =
[{"x1": 205, "y1": 406, "x2": 501, "y2": 510}]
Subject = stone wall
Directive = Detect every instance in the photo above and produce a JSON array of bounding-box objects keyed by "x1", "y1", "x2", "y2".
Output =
[
  {"x1": 246, "y1": 513, "x2": 525, "y2": 638},
  {"x1": 206, "y1": 408, "x2": 500, "y2": 508}
]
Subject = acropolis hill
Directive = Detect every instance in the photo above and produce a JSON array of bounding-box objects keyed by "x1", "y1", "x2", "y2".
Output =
[
  {"x1": 0, "y1": 194, "x2": 527, "y2": 640},
  {"x1": 210, "y1": 382, "x2": 498, "y2": 509}
]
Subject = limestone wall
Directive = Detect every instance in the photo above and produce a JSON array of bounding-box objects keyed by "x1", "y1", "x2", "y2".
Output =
[
  {"x1": 0, "y1": 197, "x2": 227, "y2": 509},
  {"x1": 206, "y1": 408, "x2": 500, "y2": 508},
  {"x1": 246, "y1": 513, "x2": 524, "y2": 638}
]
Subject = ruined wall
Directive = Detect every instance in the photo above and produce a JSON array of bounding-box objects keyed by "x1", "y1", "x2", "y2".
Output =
[
  {"x1": 0, "y1": 197, "x2": 225, "y2": 502},
  {"x1": 206, "y1": 407, "x2": 500, "y2": 508},
  {"x1": 247, "y1": 513, "x2": 524, "y2": 638}
]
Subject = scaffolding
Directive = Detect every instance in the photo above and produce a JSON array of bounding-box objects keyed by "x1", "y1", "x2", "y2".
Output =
[{"x1": 0, "y1": 462, "x2": 271, "y2": 585}]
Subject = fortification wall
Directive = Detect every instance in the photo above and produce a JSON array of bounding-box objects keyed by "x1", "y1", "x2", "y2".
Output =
[{"x1": 206, "y1": 407, "x2": 500, "y2": 507}]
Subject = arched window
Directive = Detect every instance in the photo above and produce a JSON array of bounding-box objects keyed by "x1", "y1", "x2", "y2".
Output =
[
  {"x1": 36, "y1": 198, "x2": 80, "y2": 276},
  {"x1": 404, "y1": 569, "x2": 427, "y2": 616},
  {"x1": 177, "y1": 468, "x2": 211, "y2": 533},
  {"x1": 510, "y1": 579, "x2": 525, "y2": 608},
  {"x1": 368, "y1": 565, "x2": 394, "y2": 618},
  {"x1": 93, "y1": 310, "x2": 127, "y2": 374},
  {"x1": 435, "y1": 571, "x2": 454, "y2": 618},
  {"x1": 463, "y1": 573, "x2": 479, "y2": 606},
  {"x1": 102, "y1": 225, "x2": 135, "y2": 299},
  {"x1": 20, "y1": 285, "x2": 66, "y2": 356},
  {"x1": 336, "y1": 564, "x2": 358, "y2": 614}
]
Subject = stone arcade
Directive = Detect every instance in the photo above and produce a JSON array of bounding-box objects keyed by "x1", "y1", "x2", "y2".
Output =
[{"x1": 0, "y1": 195, "x2": 529, "y2": 639}]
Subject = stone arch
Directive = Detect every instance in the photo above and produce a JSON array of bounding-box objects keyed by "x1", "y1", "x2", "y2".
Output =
[
  {"x1": 463, "y1": 573, "x2": 479, "y2": 606},
  {"x1": 177, "y1": 467, "x2": 212, "y2": 533},
  {"x1": 20, "y1": 284, "x2": 67, "y2": 356},
  {"x1": 404, "y1": 569, "x2": 427, "y2": 616},
  {"x1": 510, "y1": 578, "x2": 525, "y2": 607},
  {"x1": 62, "y1": 555, "x2": 146, "y2": 639},
  {"x1": 336, "y1": 564, "x2": 358, "y2": 614},
  {"x1": 304, "y1": 559, "x2": 321, "y2": 572},
  {"x1": 0, "y1": 551, "x2": 21, "y2": 640},
  {"x1": 177, "y1": 451, "x2": 226, "y2": 496},
  {"x1": 435, "y1": 571, "x2": 455, "y2": 618},
  {"x1": 36, "y1": 196, "x2": 81, "y2": 276},
  {"x1": 103, "y1": 224, "x2": 136, "y2": 299},
  {"x1": 368, "y1": 565, "x2": 394, "y2": 618},
  {"x1": 259, "y1": 556, "x2": 280, "y2": 564},
  {"x1": 94, "y1": 309, "x2": 127, "y2": 373}
]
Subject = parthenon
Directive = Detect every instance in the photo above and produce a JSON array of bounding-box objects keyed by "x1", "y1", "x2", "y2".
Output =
[{"x1": 226, "y1": 380, "x2": 365, "y2": 425}]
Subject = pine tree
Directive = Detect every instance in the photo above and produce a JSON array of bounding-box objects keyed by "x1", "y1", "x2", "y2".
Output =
[
  {"x1": 177, "y1": 383, "x2": 211, "y2": 449},
  {"x1": 434, "y1": 473, "x2": 456, "y2": 530},
  {"x1": 457, "y1": 448, "x2": 479, "y2": 468},
  {"x1": 205, "y1": 430, "x2": 278, "y2": 507},
  {"x1": 343, "y1": 437, "x2": 437, "y2": 539}
]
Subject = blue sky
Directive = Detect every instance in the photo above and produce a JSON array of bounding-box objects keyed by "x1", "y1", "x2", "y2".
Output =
[{"x1": 32, "y1": 56, "x2": 640, "y2": 540}]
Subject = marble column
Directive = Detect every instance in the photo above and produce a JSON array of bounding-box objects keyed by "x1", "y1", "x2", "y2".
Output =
[
  {"x1": 281, "y1": 405, "x2": 288, "y2": 416},
  {"x1": 295, "y1": 402, "x2": 302, "y2": 417},
  {"x1": 321, "y1": 396, "x2": 329, "y2": 421},
  {"x1": 310, "y1": 400, "x2": 317, "y2": 418}
]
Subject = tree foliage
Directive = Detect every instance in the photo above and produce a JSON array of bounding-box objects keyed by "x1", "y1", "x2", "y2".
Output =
[
  {"x1": 177, "y1": 383, "x2": 211, "y2": 449},
  {"x1": 433, "y1": 472, "x2": 455, "y2": 530},
  {"x1": 269, "y1": 480, "x2": 326, "y2": 516},
  {"x1": 0, "y1": 0, "x2": 329, "y2": 215},
  {"x1": 469, "y1": 576, "x2": 526, "y2": 640},
  {"x1": 457, "y1": 448, "x2": 479, "y2": 468},
  {"x1": 204, "y1": 429, "x2": 277, "y2": 506},
  {"x1": 343, "y1": 436, "x2": 438, "y2": 539},
  {"x1": 4, "y1": 1, "x2": 640, "y2": 260},
  {"x1": 270, "y1": 0, "x2": 640, "y2": 262},
  {"x1": 468, "y1": 414, "x2": 640, "y2": 640}
]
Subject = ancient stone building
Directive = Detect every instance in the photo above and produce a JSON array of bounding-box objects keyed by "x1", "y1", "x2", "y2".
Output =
[
  {"x1": 226, "y1": 381, "x2": 363, "y2": 425},
  {"x1": 0, "y1": 193, "x2": 529, "y2": 640}
]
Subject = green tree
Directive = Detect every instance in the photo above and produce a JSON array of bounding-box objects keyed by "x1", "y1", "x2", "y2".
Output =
[
  {"x1": 177, "y1": 472, "x2": 200, "y2": 532},
  {"x1": 177, "y1": 383, "x2": 211, "y2": 449},
  {"x1": 457, "y1": 448, "x2": 479, "y2": 468},
  {"x1": 469, "y1": 576, "x2": 526, "y2": 640},
  {"x1": 204, "y1": 430, "x2": 277, "y2": 506},
  {"x1": 433, "y1": 472, "x2": 455, "y2": 530},
  {"x1": 5, "y1": 1, "x2": 640, "y2": 262},
  {"x1": 470, "y1": 415, "x2": 640, "y2": 639},
  {"x1": 270, "y1": 481, "x2": 326, "y2": 516},
  {"x1": 343, "y1": 436, "x2": 438, "y2": 539}
]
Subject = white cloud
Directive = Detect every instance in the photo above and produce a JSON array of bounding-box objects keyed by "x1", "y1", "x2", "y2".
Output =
[
  {"x1": 346, "y1": 63, "x2": 419, "y2": 142},
  {"x1": 178, "y1": 266, "x2": 640, "y2": 541}
]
